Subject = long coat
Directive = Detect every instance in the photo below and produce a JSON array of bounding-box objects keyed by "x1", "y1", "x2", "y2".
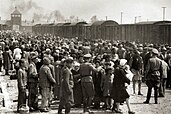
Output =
[
  {"x1": 3, "y1": 50, "x2": 12, "y2": 70},
  {"x1": 60, "y1": 66, "x2": 74, "y2": 105},
  {"x1": 111, "y1": 66, "x2": 130, "y2": 103},
  {"x1": 54, "y1": 62, "x2": 62, "y2": 98},
  {"x1": 72, "y1": 69, "x2": 83, "y2": 105},
  {"x1": 39, "y1": 65, "x2": 56, "y2": 88}
]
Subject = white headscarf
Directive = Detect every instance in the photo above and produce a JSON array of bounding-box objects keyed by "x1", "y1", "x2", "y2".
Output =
[{"x1": 120, "y1": 59, "x2": 127, "y2": 66}]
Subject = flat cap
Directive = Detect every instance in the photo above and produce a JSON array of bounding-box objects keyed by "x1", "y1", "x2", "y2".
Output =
[
  {"x1": 152, "y1": 48, "x2": 159, "y2": 55},
  {"x1": 84, "y1": 53, "x2": 91, "y2": 58}
]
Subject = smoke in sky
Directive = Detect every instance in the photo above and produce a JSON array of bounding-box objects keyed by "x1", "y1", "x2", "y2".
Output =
[{"x1": 0, "y1": 0, "x2": 65, "y2": 22}]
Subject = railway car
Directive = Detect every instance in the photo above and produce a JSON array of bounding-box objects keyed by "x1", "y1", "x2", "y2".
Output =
[
  {"x1": 32, "y1": 20, "x2": 171, "y2": 45},
  {"x1": 119, "y1": 21, "x2": 171, "y2": 44},
  {"x1": 91, "y1": 20, "x2": 119, "y2": 40}
]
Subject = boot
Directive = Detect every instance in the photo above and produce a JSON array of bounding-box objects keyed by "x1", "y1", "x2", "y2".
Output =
[
  {"x1": 65, "y1": 104, "x2": 71, "y2": 114},
  {"x1": 58, "y1": 105, "x2": 63, "y2": 114}
]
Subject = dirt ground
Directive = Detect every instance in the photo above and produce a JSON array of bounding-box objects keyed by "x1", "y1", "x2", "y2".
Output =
[{"x1": 1, "y1": 74, "x2": 171, "y2": 114}]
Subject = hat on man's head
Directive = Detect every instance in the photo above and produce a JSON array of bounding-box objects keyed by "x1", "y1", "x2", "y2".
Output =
[
  {"x1": 43, "y1": 57, "x2": 50, "y2": 65},
  {"x1": 152, "y1": 48, "x2": 159, "y2": 55},
  {"x1": 30, "y1": 52, "x2": 38, "y2": 60},
  {"x1": 84, "y1": 54, "x2": 91, "y2": 58}
]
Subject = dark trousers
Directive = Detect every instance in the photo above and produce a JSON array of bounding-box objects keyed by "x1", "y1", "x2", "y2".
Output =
[
  {"x1": 58, "y1": 98, "x2": 71, "y2": 114},
  {"x1": 0, "y1": 59, "x2": 2, "y2": 72},
  {"x1": 28, "y1": 83, "x2": 38, "y2": 109},
  {"x1": 81, "y1": 82, "x2": 95, "y2": 112},
  {"x1": 159, "y1": 78, "x2": 167, "y2": 96},
  {"x1": 17, "y1": 88, "x2": 27, "y2": 111},
  {"x1": 146, "y1": 86, "x2": 158, "y2": 103}
]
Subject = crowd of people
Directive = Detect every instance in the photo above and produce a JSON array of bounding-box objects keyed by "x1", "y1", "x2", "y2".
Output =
[{"x1": 0, "y1": 30, "x2": 171, "y2": 114}]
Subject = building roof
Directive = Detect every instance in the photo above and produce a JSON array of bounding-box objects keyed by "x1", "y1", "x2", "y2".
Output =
[
  {"x1": 70, "y1": 22, "x2": 87, "y2": 26},
  {"x1": 11, "y1": 7, "x2": 21, "y2": 15},
  {"x1": 136, "y1": 21, "x2": 171, "y2": 25},
  {"x1": 92, "y1": 20, "x2": 119, "y2": 26}
]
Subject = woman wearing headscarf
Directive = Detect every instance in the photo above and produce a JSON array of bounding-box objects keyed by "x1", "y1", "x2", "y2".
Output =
[{"x1": 111, "y1": 59, "x2": 135, "y2": 114}]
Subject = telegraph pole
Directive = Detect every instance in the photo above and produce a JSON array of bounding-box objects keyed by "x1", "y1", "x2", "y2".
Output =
[
  {"x1": 162, "y1": 7, "x2": 166, "y2": 21},
  {"x1": 135, "y1": 16, "x2": 137, "y2": 23},
  {"x1": 121, "y1": 12, "x2": 123, "y2": 24},
  {"x1": 106, "y1": 16, "x2": 108, "y2": 21}
]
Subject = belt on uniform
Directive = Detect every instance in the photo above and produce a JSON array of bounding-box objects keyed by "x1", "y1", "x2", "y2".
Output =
[{"x1": 81, "y1": 75, "x2": 92, "y2": 78}]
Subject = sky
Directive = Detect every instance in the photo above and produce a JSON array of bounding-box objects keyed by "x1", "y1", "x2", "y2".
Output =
[{"x1": 0, "y1": 0, "x2": 170, "y2": 24}]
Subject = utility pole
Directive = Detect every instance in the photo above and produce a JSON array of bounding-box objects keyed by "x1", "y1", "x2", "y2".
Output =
[
  {"x1": 135, "y1": 16, "x2": 137, "y2": 23},
  {"x1": 121, "y1": 12, "x2": 123, "y2": 24},
  {"x1": 106, "y1": 16, "x2": 108, "y2": 21},
  {"x1": 162, "y1": 7, "x2": 166, "y2": 21}
]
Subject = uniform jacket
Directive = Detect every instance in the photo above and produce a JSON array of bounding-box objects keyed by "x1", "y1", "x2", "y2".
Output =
[
  {"x1": 39, "y1": 65, "x2": 56, "y2": 88},
  {"x1": 146, "y1": 57, "x2": 163, "y2": 80},
  {"x1": 79, "y1": 62, "x2": 96, "y2": 82}
]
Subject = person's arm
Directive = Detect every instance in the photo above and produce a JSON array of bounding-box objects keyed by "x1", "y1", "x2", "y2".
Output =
[
  {"x1": 46, "y1": 67, "x2": 56, "y2": 84},
  {"x1": 18, "y1": 70, "x2": 25, "y2": 90},
  {"x1": 145, "y1": 60, "x2": 150, "y2": 79}
]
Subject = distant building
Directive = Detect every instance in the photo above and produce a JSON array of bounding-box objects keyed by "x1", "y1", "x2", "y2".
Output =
[
  {"x1": 0, "y1": 7, "x2": 34, "y2": 32},
  {"x1": 11, "y1": 7, "x2": 22, "y2": 31}
]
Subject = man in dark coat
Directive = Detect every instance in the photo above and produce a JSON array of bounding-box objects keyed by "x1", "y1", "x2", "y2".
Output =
[
  {"x1": 144, "y1": 48, "x2": 163, "y2": 104},
  {"x1": 3, "y1": 46, "x2": 13, "y2": 75},
  {"x1": 39, "y1": 57, "x2": 56, "y2": 112},
  {"x1": 58, "y1": 58, "x2": 74, "y2": 114}
]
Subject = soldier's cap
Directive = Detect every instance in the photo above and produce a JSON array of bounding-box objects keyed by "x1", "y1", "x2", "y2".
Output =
[
  {"x1": 84, "y1": 54, "x2": 91, "y2": 58},
  {"x1": 152, "y1": 48, "x2": 159, "y2": 55},
  {"x1": 43, "y1": 57, "x2": 50, "y2": 65}
]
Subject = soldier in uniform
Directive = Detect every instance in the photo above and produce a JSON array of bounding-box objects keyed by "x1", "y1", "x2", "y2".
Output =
[
  {"x1": 17, "y1": 59, "x2": 27, "y2": 112},
  {"x1": 144, "y1": 48, "x2": 163, "y2": 104},
  {"x1": 79, "y1": 54, "x2": 97, "y2": 113},
  {"x1": 27, "y1": 52, "x2": 39, "y2": 111},
  {"x1": 58, "y1": 58, "x2": 74, "y2": 114}
]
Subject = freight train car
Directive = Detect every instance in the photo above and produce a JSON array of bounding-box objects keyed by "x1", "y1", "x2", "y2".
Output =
[
  {"x1": 119, "y1": 21, "x2": 171, "y2": 44},
  {"x1": 91, "y1": 20, "x2": 119, "y2": 40},
  {"x1": 32, "y1": 20, "x2": 171, "y2": 45}
]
